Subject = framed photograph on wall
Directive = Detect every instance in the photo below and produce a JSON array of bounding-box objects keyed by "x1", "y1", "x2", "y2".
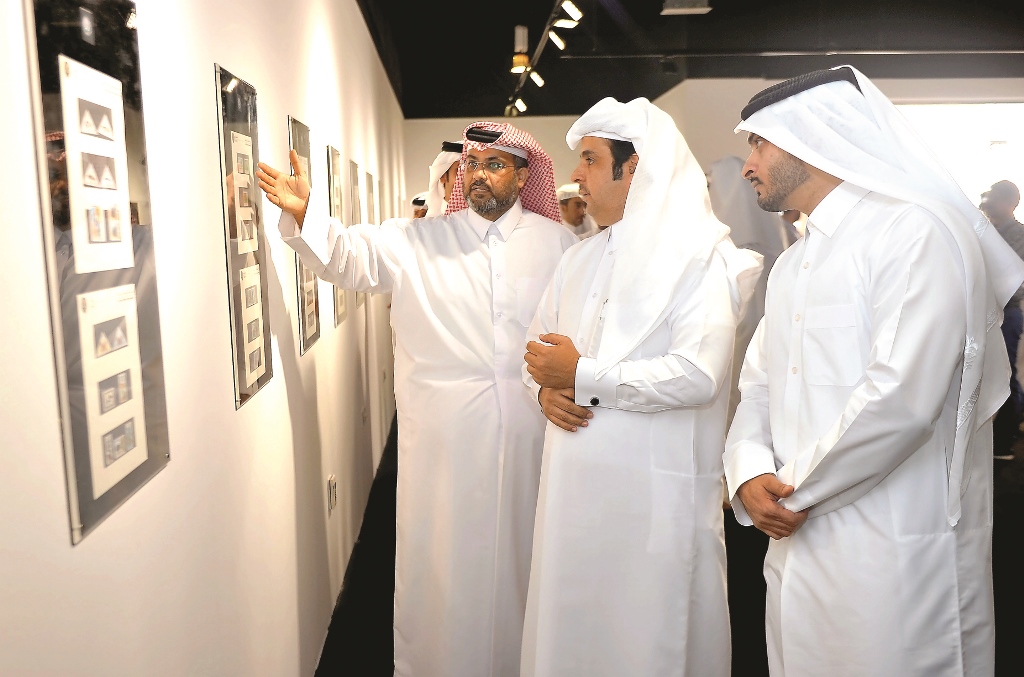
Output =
[
  {"x1": 365, "y1": 171, "x2": 376, "y2": 224},
  {"x1": 327, "y1": 145, "x2": 347, "y2": 326},
  {"x1": 348, "y1": 159, "x2": 362, "y2": 226},
  {"x1": 288, "y1": 116, "x2": 320, "y2": 353},
  {"x1": 25, "y1": 0, "x2": 170, "y2": 543},
  {"x1": 214, "y1": 64, "x2": 274, "y2": 405}
]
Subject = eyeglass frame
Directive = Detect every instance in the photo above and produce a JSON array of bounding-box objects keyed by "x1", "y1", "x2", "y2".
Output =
[{"x1": 460, "y1": 159, "x2": 518, "y2": 175}]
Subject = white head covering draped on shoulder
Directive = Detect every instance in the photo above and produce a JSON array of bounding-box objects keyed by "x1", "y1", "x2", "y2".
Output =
[
  {"x1": 736, "y1": 65, "x2": 1024, "y2": 526},
  {"x1": 567, "y1": 97, "x2": 763, "y2": 379},
  {"x1": 425, "y1": 148, "x2": 462, "y2": 217}
]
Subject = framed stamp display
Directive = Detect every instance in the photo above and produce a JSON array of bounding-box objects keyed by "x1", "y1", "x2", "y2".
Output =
[
  {"x1": 348, "y1": 159, "x2": 362, "y2": 226},
  {"x1": 24, "y1": 0, "x2": 170, "y2": 543},
  {"x1": 365, "y1": 171, "x2": 376, "y2": 224},
  {"x1": 214, "y1": 64, "x2": 273, "y2": 405},
  {"x1": 327, "y1": 145, "x2": 347, "y2": 327},
  {"x1": 288, "y1": 116, "x2": 320, "y2": 353}
]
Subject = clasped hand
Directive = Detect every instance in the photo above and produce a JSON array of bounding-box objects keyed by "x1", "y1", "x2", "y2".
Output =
[
  {"x1": 256, "y1": 149, "x2": 311, "y2": 227},
  {"x1": 734, "y1": 473, "x2": 809, "y2": 540},
  {"x1": 525, "y1": 333, "x2": 580, "y2": 390}
]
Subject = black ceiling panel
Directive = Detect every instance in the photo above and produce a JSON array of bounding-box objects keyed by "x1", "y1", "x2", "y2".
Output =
[{"x1": 356, "y1": 0, "x2": 1024, "y2": 119}]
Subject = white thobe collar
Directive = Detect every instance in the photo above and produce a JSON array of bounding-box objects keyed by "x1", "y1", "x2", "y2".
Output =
[
  {"x1": 466, "y1": 199, "x2": 523, "y2": 242},
  {"x1": 806, "y1": 181, "x2": 870, "y2": 238}
]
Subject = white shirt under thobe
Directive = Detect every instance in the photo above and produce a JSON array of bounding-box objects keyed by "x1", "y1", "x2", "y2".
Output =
[
  {"x1": 726, "y1": 182, "x2": 995, "y2": 676},
  {"x1": 520, "y1": 227, "x2": 739, "y2": 677},
  {"x1": 279, "y1": 199, "x2": 576, "y2": 677}
]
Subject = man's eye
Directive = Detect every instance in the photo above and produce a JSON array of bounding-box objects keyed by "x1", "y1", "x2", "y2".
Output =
[{"x1": 488, "y1": 162, "x2": 504, "y2": 171}]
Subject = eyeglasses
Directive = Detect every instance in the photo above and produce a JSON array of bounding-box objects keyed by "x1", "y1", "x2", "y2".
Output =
[{"x1": 462, "y1": 160, "x2": 514, "y2": 175}]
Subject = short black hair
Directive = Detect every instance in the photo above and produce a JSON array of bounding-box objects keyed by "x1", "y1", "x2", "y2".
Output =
[
  {"x1": 608, "y1": 139, "x2": 637, "y2": 181},
  {"x1": 514, "y1": 155, "x2": 529, "y2": 170}
]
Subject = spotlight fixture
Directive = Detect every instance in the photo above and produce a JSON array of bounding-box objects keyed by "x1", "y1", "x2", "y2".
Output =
[
  {"x1": 511, "y1": 54, "x2": 529, "y2": 73},
  {"x1": 512, "y1": 25, "x2": 529, "y2": 73},
  {"x1": 505, "y1": 0, "x2": 588, "y2": 117}
]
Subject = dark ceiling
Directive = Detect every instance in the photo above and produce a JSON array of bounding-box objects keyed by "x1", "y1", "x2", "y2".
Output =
[{"x1": 356, "y1": 0, "x2": 1024, "y2": 119}]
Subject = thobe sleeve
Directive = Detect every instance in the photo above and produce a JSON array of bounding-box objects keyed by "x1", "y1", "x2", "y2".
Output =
[
  {"x1": 523, "y1": 262, "x2": 565, "y2": 403},
  {"x1": 778, "y1": 210, "x2": 966, "y2": 517},
  {"x1": 723, "y1": 318, "x2": 779, "y2": 526},
  {"x1": 574, "y1": 251, "x2": 738, "y2": 412},
  {"x1": 278, "y1": 209, "x2": 406, "y2": 294}
]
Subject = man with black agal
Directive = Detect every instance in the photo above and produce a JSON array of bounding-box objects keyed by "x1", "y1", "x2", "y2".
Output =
[
  {"x1": 726, "y1": 66, "x2": 1024, "y2": 676},
  {"x1": 258, "y1": 122, "x2": 576, "y2": 677}
]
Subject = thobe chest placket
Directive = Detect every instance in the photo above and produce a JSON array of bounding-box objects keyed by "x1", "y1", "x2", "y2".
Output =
[
  {"x1": 781, "y1": 224, "x2": 819, "y2": 457},
  {"x1": 487, "y1": 223, "x2": 515, "y2": 371},
  {"x1": 576, "y1": 237, "x2": 616, "y2": 358}
]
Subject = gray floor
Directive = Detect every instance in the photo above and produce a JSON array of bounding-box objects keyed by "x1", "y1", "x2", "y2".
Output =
[{"x1": 315, "y1": 419, "x2": 1024, "y2": 675}]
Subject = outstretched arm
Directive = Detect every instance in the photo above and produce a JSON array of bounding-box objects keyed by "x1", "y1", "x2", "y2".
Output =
[{"x1": 259, "y1": 150, "x2": 403, "y2": 293}]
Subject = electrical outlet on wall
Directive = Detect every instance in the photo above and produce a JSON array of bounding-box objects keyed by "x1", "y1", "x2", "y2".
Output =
[{"x1": 327, "y1": 474, "x2": 338, "y2": 515}]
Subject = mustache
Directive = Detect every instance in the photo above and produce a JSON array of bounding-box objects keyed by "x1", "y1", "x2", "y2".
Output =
[{"x1": 469, "y1": 180, "x2": 491, "y2": 191}]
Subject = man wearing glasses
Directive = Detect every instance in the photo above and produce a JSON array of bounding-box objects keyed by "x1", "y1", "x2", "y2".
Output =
[{"x1": 257, "y1": 123, "x2": 575, "y2": 677}]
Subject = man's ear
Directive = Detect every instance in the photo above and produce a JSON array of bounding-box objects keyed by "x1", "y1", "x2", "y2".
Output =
[
  {"x1": 628, "y1": 154, "x2": 639, "y2": 175},
  {"x1": 516, "y1": 166, "x2": 530, "y2": 189}
]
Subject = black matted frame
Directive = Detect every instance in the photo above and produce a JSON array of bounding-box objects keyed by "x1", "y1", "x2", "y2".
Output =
[
  {"x1": 288, "y1": 116, "x2": 320, "y2": 353},
  {"x1": 23, "y1": 0, "x2": 170, "y2": 544},
  {"x1": 327, "y1": 145, "x2": 348, "y2": 327},
  {"x1": 214, "y1": 64, "x2": 274, "y2": 406}
]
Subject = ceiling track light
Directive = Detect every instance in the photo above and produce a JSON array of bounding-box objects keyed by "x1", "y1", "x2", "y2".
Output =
[
  {"x1": 506, "y1": 0, "x2": 586, "y2": 116},
  {"x1": 562, "y1": 1, "x2": 583, "y2": 21},
  {"x1": 511, "y1": 53, "x2": 529, "y2": 73},
  {"x1": 661, "y1": 0, "x2": 712, "y2": 15}
]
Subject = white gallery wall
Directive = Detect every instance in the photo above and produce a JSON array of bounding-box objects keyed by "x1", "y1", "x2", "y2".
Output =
[
  {"x1": 0, "y1": 1, "x2": 399, "y2": 675},
  {"x1": 403, "y1": 76, "x2": 1024, "y2": 202}
]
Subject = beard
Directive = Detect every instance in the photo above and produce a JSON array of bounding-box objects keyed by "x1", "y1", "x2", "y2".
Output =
[
  {"x1": 467, "y1": 178, "x2": 519, "y2": 216},
  {"x1": 754, "y1": 154, "x2": 810, "y2": 212}
]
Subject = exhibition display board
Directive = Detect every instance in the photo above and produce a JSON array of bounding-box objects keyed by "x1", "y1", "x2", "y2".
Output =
[
  {"x1": 214, "y1": 64, "x2": 274, "y2": 405},
  {"x1": 24, "y1": 0, "x2": 170, "y2": 543},
  {"x1": 288, "y1": 116, "x2": 321, "y2": 353}
]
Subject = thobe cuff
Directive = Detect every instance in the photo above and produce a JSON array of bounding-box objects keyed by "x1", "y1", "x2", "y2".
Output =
[
  {"x1": 278, "y1": 209, "x2": 336, "y2": 272},
  {"x1": 724, "y1": 442, "x2": 778, "y2": 526},
  {"x1": 574, "y1": 357, "x2": 619, "y2": 408}
]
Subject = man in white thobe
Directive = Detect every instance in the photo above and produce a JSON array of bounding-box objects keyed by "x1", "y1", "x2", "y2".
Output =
[
  {"x1": 424, "y1": 140, "x2": 462, "y2": 217},
  {"x1": 257, "y1": 122, "x2": 576, "y2": 677},
  {"x1": 725, "y1": 66, "x2": 1024, "y2": 677},
  {"x1": 556, "y1": 183, "x2": 599, "y2": 239},
  {"x1": 520, "y1": 97, "x2": 762, "y2": 677},
  {"x1": 410, "y1": 191, "x2": 428, "y2": 218}
]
